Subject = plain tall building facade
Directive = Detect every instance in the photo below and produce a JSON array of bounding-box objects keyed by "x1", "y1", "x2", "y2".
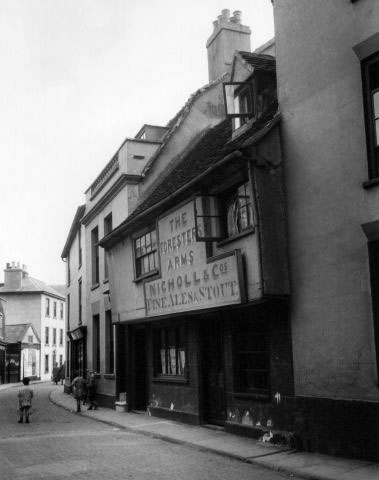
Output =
[{"x1": 272, "y1": 0, "x2": 379, "y2": 460}]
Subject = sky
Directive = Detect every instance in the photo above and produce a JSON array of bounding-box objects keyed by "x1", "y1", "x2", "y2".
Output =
[{"x1": 0, "y1": 0, "x2": 274, "y2": 285}]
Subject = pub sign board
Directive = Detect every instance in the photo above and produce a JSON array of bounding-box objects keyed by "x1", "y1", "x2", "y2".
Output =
[{"x1": 144, "y1": 200, "x2": 245, "y2": 317}]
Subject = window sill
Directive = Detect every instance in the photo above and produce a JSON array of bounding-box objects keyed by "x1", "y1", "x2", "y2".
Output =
[
  {"x1": 234, "y1": 392, "x2": 270, "y2": 402},
  {"x1": 363, "y1": 177, "x2": 379, "y2": 189},
  {"x1": 91, "y1": 283, "x2": 100, "y2": 291},
  {"x1": 153, "y1": 375, "x2": 188, "y2": 385},
  {"x1": 133, "y1": 269, "x2": 159, "y2": 284},
  {"x1": 103, "y1": 373, "x2": 115, "y2": 380},
  {"x1": 217, "y1": 226, "x2": 255, "y2": 247}
]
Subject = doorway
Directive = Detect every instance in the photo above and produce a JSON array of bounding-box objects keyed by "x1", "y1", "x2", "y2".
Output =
[
  {"x1": 133, "y1": 328, "x2": 147, "y2": 411},
  {"x1": 201, "y1": 317, "x2": 225, "y2": 425}
]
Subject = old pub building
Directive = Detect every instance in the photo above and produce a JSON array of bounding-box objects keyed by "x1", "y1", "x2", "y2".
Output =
[{"x1": 100, "y1": 69, "x2": 295, "y2": 435}]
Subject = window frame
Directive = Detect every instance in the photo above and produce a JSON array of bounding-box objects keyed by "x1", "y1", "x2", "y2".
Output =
[
  {"x1": 104, "y1": 213, "x2": 113, "y2": 280},
  {"x1": 233, "y1": 318, "x2": 270, "y2": 399},
  {"x1": 78, "y1": 226, "x2": 82, "y2": 268},
  {"x1": 105, "y1": 310, "x2": 114, "y2": 374},
  {"x1": 45, "y1": 326, "x2": 49, "y2": 345},
  {"x1": 223, "y1": 81, "x2": 255, "y2": 131},
  {"x1": 153, "y1": 323, "x2": 187, "y2": 382},
  {"x1": 45, "y1": 298, "x2": 50, "y2": 317},
  {"x1": 361, "y1": 51, "x2": 379, "y2": 179},
  {"x1": 67, "y1": 294, "x2": 70, "y2": 331},
  {"x1": 91, "y1": 226, "x2": 100, "y2": 286},
  {"x1": 93, "y1": 314, "x2": 100, "y2": 373},
  {"x1": 220, "y1": 180, "x2": 254, "y2": 240},
  {"x1": 59, "y1": 328, "x2": 63, "y2": 346},
  {"x1": 53, "y1": 328, "x2": 57, "y2": 346},
  {"x1": 78, "y1": 278, "x2": 82, "y2": 326},
  {"x1": 133, "y1": 227, "x2": 159, "y2": 281}
]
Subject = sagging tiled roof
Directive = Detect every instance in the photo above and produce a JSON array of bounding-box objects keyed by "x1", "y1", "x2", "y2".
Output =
[
  {"x1": 141, "y1": 73, "x2": 228, "y2": 178},
  {"x1": 101, "y1": 103, "x2": 280, "y2": 248},
  {"x1": 238, "y1": 52, "x2": 276, "y2": 71},
  {"x1": 0, "y1": 277, "x2": 65, "y2": 299},
  {"x1": 4, "y1": 324, "x2": 40, "y2": 344}
]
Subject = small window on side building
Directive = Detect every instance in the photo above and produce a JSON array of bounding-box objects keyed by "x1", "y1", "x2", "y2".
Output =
[{"x1": 361, "y1": 51, "x2": 379, "y2": 179}]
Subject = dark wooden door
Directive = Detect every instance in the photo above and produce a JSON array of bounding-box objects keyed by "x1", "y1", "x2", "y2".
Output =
[
  {"x1": 201, "y1": 318, "x2": 225, "y2": 425},
  {"x1": 134, "y1": 329, "x2": 147, "y2": 411}
]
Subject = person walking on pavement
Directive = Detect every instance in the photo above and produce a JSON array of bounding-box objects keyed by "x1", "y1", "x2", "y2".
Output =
[
  {"x1": 52, "y1": 362, "x2": 60, "y2": 385},
  {"x1": 86, "y1": 371, "x2": 98, "y2": 410},
  {"x1": 58, "y1": 362, "x2": 65, "y2": 386},
  {"x1": 18, "y1": 377, "x2": 33, "y2": 424},
  {"x1": 71, "y1": 371, "x2": 87, "y2": 413}
]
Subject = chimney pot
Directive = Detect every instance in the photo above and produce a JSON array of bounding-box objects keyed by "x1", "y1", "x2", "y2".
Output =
[
  {"x1": 233, "y1": 10, "x2": 242, "y2": 24},
  {"x1": 12, "y1": 261, "x2": 15, "y2": 268},
  {"x1": 6, "y1": 263, "x2": 10, "y2": 269},
  {"x1": 221, "y1": 9, "x2": 230, "y2": 22}
]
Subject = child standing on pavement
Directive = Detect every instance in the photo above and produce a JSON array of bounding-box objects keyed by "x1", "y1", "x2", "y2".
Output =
[{"x1": 18, "y1": 377, "x2": 33, "y2": 424}]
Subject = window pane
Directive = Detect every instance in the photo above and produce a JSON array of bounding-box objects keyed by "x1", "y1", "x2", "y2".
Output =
[
  {"x1": 140, "y1": 236, "x2": 146, "y2": 255},
  {"x1": 151, "y1": 230, "x2": 157, "y2": 249},
  {"x1": 376, "y1": 119, "x2": 379, "y2": 146},
  {"x1": 135, "y1": 238, "x2": 141, "y2": 258},
  {"x1": 143, "y1": 255, "x2": 149, "y2": 274},
  {"x1": 148, "y1": 253, "x2": 155, "y2": 271},
  {"x1": 145, "y1": 232, "x2": 152, "y2": 252},
  {"x1": 374, "y1": 91, "x2": 379, "y2": 118},
  {"x1": 154, "y1": 326, "x2": 185, "y2": 377},
  {"x1": 226, "y1": 199, "x2": 238, "y2": 236},
  {"x1": 136, "y1": 258, "x2": 142, "y2": 277}
]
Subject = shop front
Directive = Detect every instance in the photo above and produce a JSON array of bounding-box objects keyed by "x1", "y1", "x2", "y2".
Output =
[{"x1": 112, "y1": 194, "x2": 293, "y2": 437}]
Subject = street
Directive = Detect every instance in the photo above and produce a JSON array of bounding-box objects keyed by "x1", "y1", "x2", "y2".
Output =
[{"x1": 0, "y1": 383, "x2": 298, "y2": 480}]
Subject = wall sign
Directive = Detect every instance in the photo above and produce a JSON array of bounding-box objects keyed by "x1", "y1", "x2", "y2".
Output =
[{"x1": 144, "y1": 200, "x2": 244, "y2": 317}]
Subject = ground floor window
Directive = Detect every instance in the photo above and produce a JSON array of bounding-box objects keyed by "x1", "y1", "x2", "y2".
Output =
[
  {"x1": 233, "y1": 319, "x2": 269, "y2": 396},
  {"x1": 153, "y1": 324, "x2": 186, "y2": 377},
  {"x1": 105, "y1": 310, "x2": 114, "y2": 374},
  {"x1": 93, "y1": 315, "x2": 100, "y2": 373}
]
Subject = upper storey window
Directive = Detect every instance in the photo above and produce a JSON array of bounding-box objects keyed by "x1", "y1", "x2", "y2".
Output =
[
  {"x1": 134, "y1": 229, "x2": 158, "y2": 279},
  {"x1": 361, "y1": 51, "x2": 379, "y2": 179},
  {"x1": 223, "y1": 82, "x2": 254, "y2": 130},
  {"x1": 194, "y1": 179, "x2": 254, "y2": 242},
  {"x1": 91, "y1": 226, "x2": 99, "y2": 286},
  {"x1": 223, "y1": 182, "x2": 253, "y2": 237}
]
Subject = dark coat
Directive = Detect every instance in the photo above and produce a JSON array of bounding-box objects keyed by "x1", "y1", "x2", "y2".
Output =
[{"x1": 71, "y1": 376, "x2": 87, "y2": 399}]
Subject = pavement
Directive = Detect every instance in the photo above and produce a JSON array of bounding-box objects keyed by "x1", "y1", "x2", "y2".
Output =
[{"x1": 2, "y1": 381, "x2": 379, "y2": 480}]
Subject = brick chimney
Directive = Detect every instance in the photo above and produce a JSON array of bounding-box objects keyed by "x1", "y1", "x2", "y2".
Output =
[
  {"x1": 206, "y1": 9, "x2": 251, "y2": 82},
  {"x1": 4, "y1": 262, "x2": 28, "y2": 289}
]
